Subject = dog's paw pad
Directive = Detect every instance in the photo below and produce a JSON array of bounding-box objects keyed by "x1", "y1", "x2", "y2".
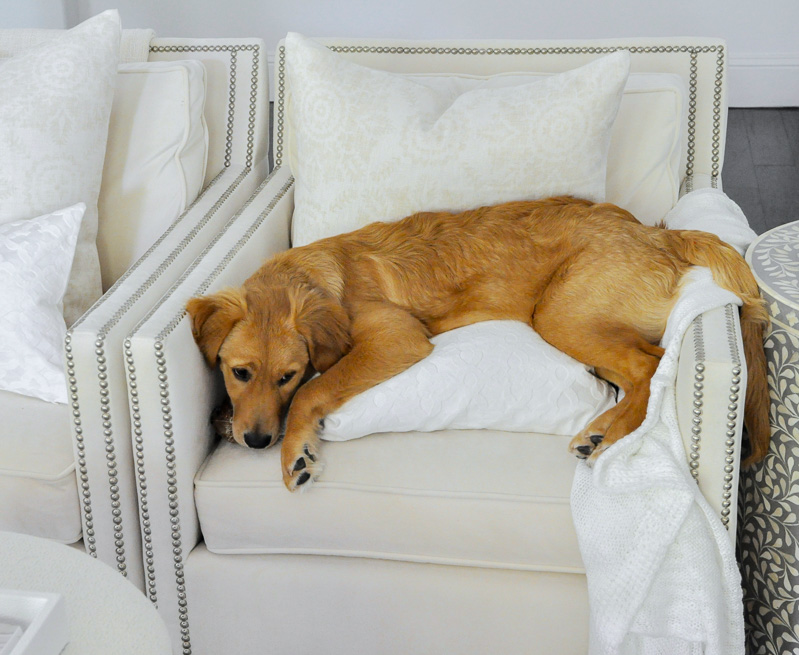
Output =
[
  {"x1": 283, "y1": 442, "x2": 323, "y2": 492},
  {"x1": 569, "y1": 431, "x2": 608, "y2": 462}
]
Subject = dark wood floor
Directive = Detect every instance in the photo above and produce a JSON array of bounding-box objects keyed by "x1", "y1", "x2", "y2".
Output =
[{"x1": 724, "y1": 108, "x2": 799, "y2": 235}]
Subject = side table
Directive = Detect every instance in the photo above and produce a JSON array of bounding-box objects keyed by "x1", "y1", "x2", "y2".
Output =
[
  {"x1": 739, "y1": 220, "x2": 799, "y2": 654},
  {"x1": 0, "y1": 531, "x2": 171, "y2": 655}
]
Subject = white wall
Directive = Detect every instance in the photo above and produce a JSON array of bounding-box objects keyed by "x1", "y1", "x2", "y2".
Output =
[
  {"x1": 0, "y1": 0, "x2": 67, "y2": 28},
  {"x1": 5, "y1": 0, "x2": 797, "y2": 105}
]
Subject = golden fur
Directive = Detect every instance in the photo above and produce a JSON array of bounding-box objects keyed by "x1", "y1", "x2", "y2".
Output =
[{"x1": 187, "y1": 197, "x2": 770, "y2": 491}]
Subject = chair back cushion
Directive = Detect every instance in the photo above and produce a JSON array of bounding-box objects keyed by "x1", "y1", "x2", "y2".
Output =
[
  {"x1": 97, "y1": 60, "x2": 209, "y2": 289},
  {"x1": 275, "y1": 36, "x2": 726, "y2": 232}
]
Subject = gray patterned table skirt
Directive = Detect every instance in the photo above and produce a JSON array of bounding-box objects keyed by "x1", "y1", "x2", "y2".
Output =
[{"x1": 740, "y1": 220, "x2": 799, "y2": 654}]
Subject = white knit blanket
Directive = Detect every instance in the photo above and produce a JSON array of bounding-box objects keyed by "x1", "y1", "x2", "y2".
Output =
[{"x1": 571, "y1": 188, "x2": 756, "y2": 655}]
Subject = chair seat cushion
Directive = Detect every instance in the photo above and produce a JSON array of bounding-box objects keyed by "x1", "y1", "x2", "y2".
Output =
[
  {"x1": 0, "y1": 390, "x2": 81, "y2": 543},
  {"x1": 195, "y1": 430, "x2": 583, "y2": 572}
]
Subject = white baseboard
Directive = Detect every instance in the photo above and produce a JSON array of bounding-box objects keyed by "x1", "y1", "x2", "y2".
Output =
[
  {"x1": 729, "y1": 54, "x2": 799, "y2": 107},
  {"x1": 265, "y1": 52, "x2": 799, "y2": 108}
]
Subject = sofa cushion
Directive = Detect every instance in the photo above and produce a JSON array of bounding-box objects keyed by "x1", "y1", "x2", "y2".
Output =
[
  {"x1": 97, "y1": 59, "x2": 209, "y2": 290},
  {"x1": 0, "y1": 390, "x2": 81, "y2": 543},
  {"x1": 196, "y1": 430, "x2": 583, "y2": 572},
  {"x1": 0, "y1": 11, "x2": 121, "y2": 325},
  {"x1": 286, "y1": 32, "x2": 630, "y2": 247}
]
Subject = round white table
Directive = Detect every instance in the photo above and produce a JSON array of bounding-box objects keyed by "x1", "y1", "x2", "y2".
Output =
[{"x1": 0, "y1": 531, "x2": 171, "y2": 654}]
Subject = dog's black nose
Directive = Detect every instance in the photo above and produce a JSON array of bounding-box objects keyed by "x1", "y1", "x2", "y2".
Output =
[{"x1": 243, "y1": 431, "x2": 272, "y2": 449}]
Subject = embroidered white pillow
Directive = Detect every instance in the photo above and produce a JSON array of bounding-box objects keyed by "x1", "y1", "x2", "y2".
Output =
[
  {"x1": 286, "y1": 32, "x2": 630, "y2": 247},
  {"x1": 321, "y1": 320, "x2": 616, "y2": 441},
  {"x1": 0, "y1": 11, "x2": 121, "y2": 324},
  {"x1": 0, "y1": 204, "x2": 85, "y2": 404}
]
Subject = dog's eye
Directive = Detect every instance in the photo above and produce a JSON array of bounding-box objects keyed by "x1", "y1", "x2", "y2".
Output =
[
  {"x1": 232, "y1": 367, "x2": 251, "y2": 382},
  {"x1": 278, "y1": 371, "x2": 296, "y2": 387}
]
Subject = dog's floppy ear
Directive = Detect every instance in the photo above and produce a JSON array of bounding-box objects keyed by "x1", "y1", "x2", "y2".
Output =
[
  {"x1": 186, "y1": 288, "x2": 247, "y2": 365},
  {"x1": 293, "y1": 288, "x2": 351, "y2": 373}
]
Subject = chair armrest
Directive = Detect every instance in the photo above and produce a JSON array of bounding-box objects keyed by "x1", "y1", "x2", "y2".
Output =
[
  {"x1": 680, "y1": 173, "x2": 722, "y2": 194},
  {"x1": 125, "y1": 167, "x2": 293, "y2": 644},
  {"x1": 675, "y1": 303, "x2": 745, "y2": 541},
  {"x1": 65, "y1": 162, "x2": 267, "y2": 592}
]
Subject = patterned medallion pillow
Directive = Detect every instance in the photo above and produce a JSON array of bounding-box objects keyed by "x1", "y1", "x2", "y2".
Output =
[
  {"x1": 0, "y1": 11, "x2": 121, "y2": 324},
  {"x1": 285, "y1": 32, "x2": 630, "y2": 247},
  {"x1": 0, "y1": 204, "x2": 85, "y2": 403}
]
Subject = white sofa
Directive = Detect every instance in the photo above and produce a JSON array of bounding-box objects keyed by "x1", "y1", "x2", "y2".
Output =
[
  {"x1": 125, "y1": 36, "x2": 749, "y2": 654},
  {"x1": 0, "y1": 29, "x2": 270, "y2": 593}
]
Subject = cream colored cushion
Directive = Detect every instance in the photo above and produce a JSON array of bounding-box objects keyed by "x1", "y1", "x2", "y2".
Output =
[
  {"x1": 196, "y1": 431, "x2": 582, "y2": 572},
  {"x1": 0, "y1": 390, "x2": 80, "y2": 543},
  {"x1": 286, "y1": 32, "x2": 630, "y2": 246},
  {"x1": 0, "y1": 11, "x2": 121, "y2": 324},
  {"x1": 97, "y1": 60, "x2": 209, "y2": 290}
]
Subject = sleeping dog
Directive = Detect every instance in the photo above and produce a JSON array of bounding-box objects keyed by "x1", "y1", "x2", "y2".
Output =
[{"x1": 187, "y1": 197, "x2": 769, "y2": 491}]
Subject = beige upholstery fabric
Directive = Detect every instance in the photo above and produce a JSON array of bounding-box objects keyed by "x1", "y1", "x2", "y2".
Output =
[
  {"x1": 0, "y1": 390, "x2": 79, "y2": 543},
  {"x1": 185, "y1": 545, "x2": 589, "y2": 655},
  {"x1": 197, "y1": 431, "x2": 581, "y2": 570}
]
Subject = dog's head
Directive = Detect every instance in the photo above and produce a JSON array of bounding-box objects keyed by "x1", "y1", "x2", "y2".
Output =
[{"x1": 186, "y1": 284, "x2": 350, "y2": 449}]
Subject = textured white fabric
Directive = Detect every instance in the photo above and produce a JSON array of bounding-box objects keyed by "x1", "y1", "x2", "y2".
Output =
[
  {"x1": 287, "y1": 32, "x2": 630, "y2": 247},
  {"x1": 0, "y1": 11, "x2": 120, "y2": 325},
  {"x1": 322, "y1": 320, "x2": 616, "y2": 441},
  {"x1": 286, "y1": 71, "x2": 684, "y2": 227},
  {"x1": 97, "y1": 60, "x2": 209, "y2": 289},
  {"x1": 0, "y1": 205, "x2": 84, "y2": 403},
  {"x1": 572, "y1": 193, "x2": 753, "y2": 653},
  {"x1": 664, "y1": 187, "x2": 757, "y2": 256}
]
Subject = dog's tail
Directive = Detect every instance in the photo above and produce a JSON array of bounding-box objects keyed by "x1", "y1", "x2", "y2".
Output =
[{"x1": 667, "y1": 230, "x2": 770, "y2": 466}]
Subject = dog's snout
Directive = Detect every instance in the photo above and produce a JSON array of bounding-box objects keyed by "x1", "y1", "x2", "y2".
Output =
[{"x1": 244, "y1": 431, "x2": 272, "y2": 449}]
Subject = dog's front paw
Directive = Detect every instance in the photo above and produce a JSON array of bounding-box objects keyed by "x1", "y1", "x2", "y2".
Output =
[
  {"x1": 568, "y1": 431, "x2": 607, "y2": 463},
  {"x1": 281, "y1": 439, "x2": 323, "y2": 492}
]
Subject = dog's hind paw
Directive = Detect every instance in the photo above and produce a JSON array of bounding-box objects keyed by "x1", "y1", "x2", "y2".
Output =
[
  {"x1": 282, "y1": 441, "x2": 324, "y2": 492},
  {"x1": 568, "y1": 432, "x2": 607, "y2": 463}
]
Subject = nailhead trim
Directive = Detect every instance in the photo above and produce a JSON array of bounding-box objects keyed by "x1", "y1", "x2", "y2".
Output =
[
  {"x1": 125, "y1": 336, "x2": 157, "y2": 604},
  {"x1": 131, "y1": 168, "x2": 291, "y2": 655},
  {"x1": 150, "y1": 43, "x2": 261, "y2": 172},
  {"x1": 689, "y1": 314, "x2": 705, "y2": 480},
  {"x1": 64, "y1": 333, "x2": 97, "y2": 559},
  {"x1": 274, "y1": 41, "x2": 724, "y2": 189},
  {"x1": 720, "y1": 304, "x2": 741, "y2": 529}
]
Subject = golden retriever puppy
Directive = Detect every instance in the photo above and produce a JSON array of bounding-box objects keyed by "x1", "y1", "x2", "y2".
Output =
[{"x1": 187, "y1": 197, "x2": 769, "y2": 491}]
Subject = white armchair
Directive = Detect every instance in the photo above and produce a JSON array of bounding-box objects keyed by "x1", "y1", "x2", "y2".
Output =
[
  {"x1": 129, "y1": 37, "x2": 747, "y2": 654},
  {"x1": 0, "y1": 28, "x2": 270, "y2": 595}
]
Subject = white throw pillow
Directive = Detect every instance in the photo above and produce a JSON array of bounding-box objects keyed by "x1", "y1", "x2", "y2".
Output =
[
  {"x1": 285, "y1": 70, "x2": 685, "y2": 228},
  {"x1": 0, "y1": 11, "x2": 121, "y2": 324},
  {"x1": 97, "y1": 60, "x2": 209, "y2": 290},
  {"x1": 286, "y1": 32, "x2": 630, "y2": 247},
  {"x1": 321, "y1": 321, "x2": 616, "y2": 441},
  {"x1": 0, "y1": 204, "x2": 85, "y2": 404}
]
